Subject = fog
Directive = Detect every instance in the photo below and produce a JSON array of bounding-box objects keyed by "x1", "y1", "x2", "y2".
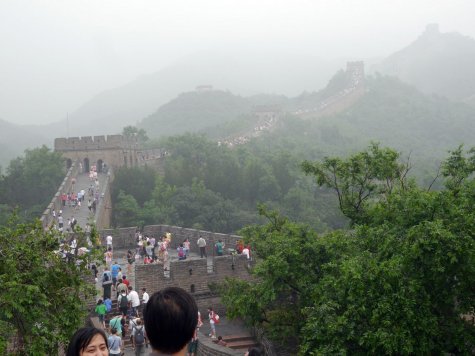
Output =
[{"x1": 1, "y1": 0, "x2": 474, "y2": 125}]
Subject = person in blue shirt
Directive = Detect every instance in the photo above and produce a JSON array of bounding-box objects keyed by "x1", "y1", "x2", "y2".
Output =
[{"x1": 111, "y1": 261, "x2": 121, "y2": 288}]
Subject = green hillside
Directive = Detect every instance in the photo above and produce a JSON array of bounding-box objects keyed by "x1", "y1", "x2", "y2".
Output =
[
  {"x1": 241, "y1": 74, "x2": 475, "y2": 182},
  {"x1": 140, "y1": 90, "x2": 254, "y2": 138}
]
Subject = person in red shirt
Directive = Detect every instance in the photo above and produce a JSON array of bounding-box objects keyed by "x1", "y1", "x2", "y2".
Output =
[{"x1": 122, "y1": 275, "x2": 130, "y2": 288}]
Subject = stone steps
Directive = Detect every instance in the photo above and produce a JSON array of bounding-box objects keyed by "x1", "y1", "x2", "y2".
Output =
[{"x1": 219, "y1": 334, "x2": 258, "y2": 351}]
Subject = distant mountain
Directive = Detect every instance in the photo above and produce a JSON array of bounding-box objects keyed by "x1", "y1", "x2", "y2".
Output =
[
  {"x1": 373, "y1": 24, "x2": 475, "y2": 101},
  {"x1": 56, "y1": 51, "x2": 345, "y2": 137},
  {"x1": 0, "y1": 118, "x2": 50, "y2": 168}
]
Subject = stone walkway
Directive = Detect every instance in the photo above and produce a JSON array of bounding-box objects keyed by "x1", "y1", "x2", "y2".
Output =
[{"x1": 57, "y1": 170, "x2": 108, "y2": 230}]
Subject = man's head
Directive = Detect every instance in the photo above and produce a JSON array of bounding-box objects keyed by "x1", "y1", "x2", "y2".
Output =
[
  {"x1": 142, "y1": 287, "x2": 147, "y2": 293},
  {"x1": 144, "y1": 287, "x2": 198, "y2": 354},
  {"x1": 128, "y1": 285, "x2": 133, "y2": 291}
]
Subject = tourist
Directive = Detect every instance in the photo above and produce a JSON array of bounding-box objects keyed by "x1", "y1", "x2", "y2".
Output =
[
  {"x1": 104, "y1": 297, "x2": 112, "y2": 314},
  {"x1": 131, "y1": 318, "x2": 148, "y2": 356},
  {"x1": 118, "y1": 290, "x2": 129, "y2": 316},
  {"x1": 145, "y1": 241, "x2": 153, "y2": 259},
  {"x1": 66, "y1": 327, "x2": 108, "y2": 356},
  {"x1": 116, "y1": 278, "x2": 127, "y2": 297},
  {"x1": 107, "y1": 327, "x2": 123, "y2": 356},
  {"x1": 177, "y1": 243, "x2": 186, "y2": 260},
  {"x1": 58, "y1": 214, "x2": 64, "y2": 230},
  {"x1": 122, "y1": 275, "x2": 130, "y2": 288},
  {"x1": 142, "y1": 287, "x2": 149, "y2": 305},
  {"x1": 128, "y1": 286, "x2": 141, "y2": 317},
  {"x1": 106, "y1": 234, "x2": 113, "y2": 250},
  {"x1": 197, "y1": 236, "x2": 207, "y2": 258},
  {"x1": 242, "y1": 245, "x2": 251, "y2": 260},
  {"x1": 217, "y1": 336, "x2": 227, "y2": 346},
  {"x1": 102, "y1": 266, "x2": 112, "y2": 300},
  {"x1": 143, "y1": 287, "x2": 198, "y2": 356},
  {"x1": 150, "y1": 236, "x2": 156, "y2": 258},
  {"x1": 187, "y1": 328, "x2": 198, "y2": 356},
  {"x1": 215, "y1": 240, "x2": 225, "y2": 256},
  {"x1": 183, "y1": 238, "x2": 191, "y2": 257},
  {"x1": 95, "y1": 299, "x2": 107, "y2": 328},
  {"x1": 207, "y1": 307, "x2": 217, "y2": 339},
  {"x1": 109, "y1": 315, "x2": 123, "y2": 336},
  {"x1": 127, "y1": 250, "x2": 134, "y2": 263},
  {"x1": 111, "y1": 261, "x2": 120, "y2": 288},
  {"x1": 104, "y1": 247, "x2": 113, "y2": 268}
]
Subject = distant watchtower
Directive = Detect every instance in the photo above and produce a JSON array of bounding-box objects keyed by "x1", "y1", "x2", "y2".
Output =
[
  {"x1": 346, "y1": 61, "x2": 365, "y2": 88},
  {"x1": 54, "y1": 134, "x2": 142, "y2": 172}
]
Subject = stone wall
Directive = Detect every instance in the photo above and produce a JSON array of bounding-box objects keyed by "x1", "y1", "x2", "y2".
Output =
[
  {"x1": 134, "y1": 254, "x2": 251, "y2": 316},
  {"x1": 99, "y1": 227, "x2": 137, "y2": 251},
  {"x1": 54, "y1": 134, "x2": 142, "y2": 169},
  {"x1": 94, "y1": 169, "x2": 113, "y2": 230}
]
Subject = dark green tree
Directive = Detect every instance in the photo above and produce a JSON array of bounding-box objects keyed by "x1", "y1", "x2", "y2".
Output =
[
  {"x1": 122, "y1": 126, "x2": 149, "y2": 142},
  {"x1": 0, "y1": 146, "x2": 64, "y2": 223},
  {"x1": 0, "y1": 216, "x2": 100, "y2": 355},
  {"x1": 220, "y1": 145, "x2": 475, "y2": 355}
]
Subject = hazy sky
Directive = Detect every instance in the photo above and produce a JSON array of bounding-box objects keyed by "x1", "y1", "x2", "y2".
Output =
[{"x1": 1, "y1": 0, "x2": 474, "y2": 125}]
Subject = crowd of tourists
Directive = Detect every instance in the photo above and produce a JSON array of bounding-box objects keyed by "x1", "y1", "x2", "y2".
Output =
[{"x1": 69, "y1": 287, "x2": 262, "y2": 356}]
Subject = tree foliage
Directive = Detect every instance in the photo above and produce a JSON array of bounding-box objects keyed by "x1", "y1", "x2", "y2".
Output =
[
  {"x1": 220, "y1": 145, "x2": 475, "y2": 355},
  {"x1": 111, "y1": 134, "x2": 344, "y2": 232},
  {"x1": 0, "y1": 146, "x2": 64, "y2": 223},
  {"x1": 0, "y1": 216, "x2": 100, "y2": 355}
]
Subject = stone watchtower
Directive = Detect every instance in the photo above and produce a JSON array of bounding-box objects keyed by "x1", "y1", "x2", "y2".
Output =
[{"x1": 54, "y1": 134, "x2": 142, "y2": 172}]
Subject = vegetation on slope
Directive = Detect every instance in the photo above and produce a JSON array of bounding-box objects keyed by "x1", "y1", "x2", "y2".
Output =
[{"x1": 220, "y1": 145, "x2": 475, "y2": 354}]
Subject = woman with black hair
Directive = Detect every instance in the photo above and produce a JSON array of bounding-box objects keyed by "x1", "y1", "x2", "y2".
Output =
[{"x1": 66, "y1": 327, "x2": 108, "y2": 356}]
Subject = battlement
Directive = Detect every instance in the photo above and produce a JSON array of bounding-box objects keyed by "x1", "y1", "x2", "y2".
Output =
[{"x1": 54, "y1": 134, "x2": 139, "y2": 151}]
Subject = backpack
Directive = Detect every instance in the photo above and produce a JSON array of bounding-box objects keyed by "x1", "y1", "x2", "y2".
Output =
[
  {"x1": 102, "y1": 272, "x2": 111, "y2": 284},
  {"x1": 213, "y1": 313, "x2": 220, "y2": 324},
  {"x1": 178, "y1": 247, "x2": 184, "y2": 258},
  {"x1": 134, "y1": 326, "x2": 145, "y2": 345},
  {"x1": 105, "y1": 299, "x2": 112, "y2": 312},
  {"x1": 119, "y1": 295, "x2": 128, "y2": 308}
]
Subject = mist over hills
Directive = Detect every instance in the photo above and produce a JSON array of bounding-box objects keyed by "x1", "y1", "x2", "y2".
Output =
[
  {"x1": 3, "y1": 25, "x2": 475, "y2": 169},
  {"x1": 0, "y1": 119, "x2": 49, "y2": 168},
  {"x1": 43, "y1": 51, "x2": 346, "y2": 138},
  {"x1": 373, "y1": 24, "x2": 475, "y2": 101}
]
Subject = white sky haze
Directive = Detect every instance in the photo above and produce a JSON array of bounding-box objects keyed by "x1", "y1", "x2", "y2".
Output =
[{"x1": 1, "y1": 0, "x2": 474, "y2": 124}]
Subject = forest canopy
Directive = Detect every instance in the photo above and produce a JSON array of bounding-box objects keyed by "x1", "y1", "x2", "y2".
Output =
[{"x1": 219, "y1": 144, "x2": 475, "y2": 355}]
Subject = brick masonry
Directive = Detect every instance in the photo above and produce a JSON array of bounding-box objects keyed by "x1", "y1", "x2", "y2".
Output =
[{"x1": 98, "y1": 225, "x2": 252, "y2": 317}]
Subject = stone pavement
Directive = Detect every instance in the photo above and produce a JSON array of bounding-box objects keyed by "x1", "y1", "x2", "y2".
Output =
[{"x1": 56, "y1": 170, "x2": 108, "y2": 230}]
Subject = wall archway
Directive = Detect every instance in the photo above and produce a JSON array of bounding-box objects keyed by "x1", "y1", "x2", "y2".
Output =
[{"x1": 84, "y1": 158, "x2": 90, "y2": 173}]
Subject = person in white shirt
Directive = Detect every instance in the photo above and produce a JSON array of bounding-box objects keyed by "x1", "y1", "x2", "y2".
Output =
[
  {"x1": 127, "y1": 286, "x2": 141, "y2": 317},
  {"x1": 197, "y1": 236, "x2": 207, "y2": 258},
  {"x1": 142, "y1": 288, "x2": 150, "y2": 305},
  {"x1": 106, "y1": 235, "x2": 113, "y2": 250}
]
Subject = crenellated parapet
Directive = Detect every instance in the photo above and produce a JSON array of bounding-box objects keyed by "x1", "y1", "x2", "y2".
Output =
[{"x1": 54, "y1": 134, "x2": 139, "y2": 152}]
